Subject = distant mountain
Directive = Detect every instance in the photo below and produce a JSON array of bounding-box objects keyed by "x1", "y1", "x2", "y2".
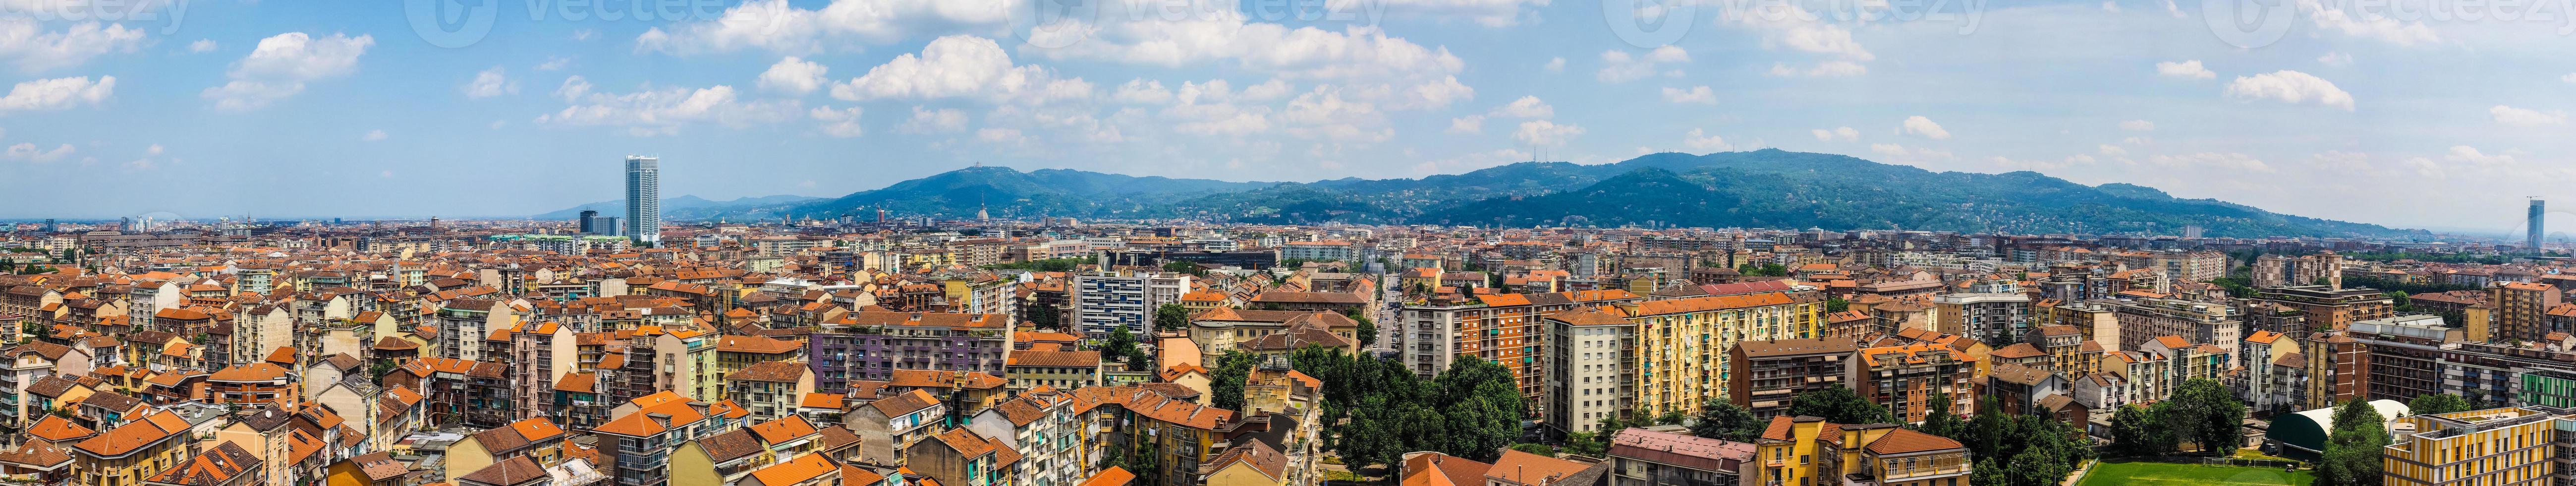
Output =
[
  {"x1": 743, "y1": 151, "x2": 2417, "y2": 238},
  {"x1": 533, "y1": 194, "x2": 823, "y2": 220},
  {"x1": 777, "y1": 167, "x2": 1280, "y2": 220}
]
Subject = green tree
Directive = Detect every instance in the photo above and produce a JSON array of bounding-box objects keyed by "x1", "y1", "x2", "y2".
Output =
[
  {"x1": 1916, "y1": 393, "x2": 1964, "y2": 438},
  {"x1": 2408, "y1": 393, "x2": 2471, "y2": 416},
  {"x1": 1342, "y1": 308, "x2": 1378, "y2": 348},
  {"x1": 1153, "y1": 304, "x2": 1192, "y2": 333},
  {"x1": 1208, "y1": 350, "x2": 1258, "y2": 412},
  {"x1": 1507, "y1": 443, "x2": 1556, "y2": 456},
  {"x1": 1690, "y1": 401, "x2": 1763, "y2": 442},
  {"x1": 2318, "y1": 398, "x2": 2390, "y2": 486},
  {"x1": 2163, "y1": 378, "x2": 2246, "y2": 454},
  {"x1": 1824, "y1": 297, "x2": 1849, "y2": 313},
  {"x1": 1101, "y1": 326, "x2": 1149, "y2": 370},
  {"x1": 2108, "y1": 404, "x2": 2171, "y2": 456},
  {"x1": 1433, "y1": 355, "x2": 1527, "y2": 461},
  {"x1": 2007, "y1": 446, "x2": 2071, "y2": 486},
  {"x1": 1786, "y1": 385, "x2": 1894, "y2": 425},
  {"x1": 1969, "y1": 458, "x2": 2008, "y2": 486}
]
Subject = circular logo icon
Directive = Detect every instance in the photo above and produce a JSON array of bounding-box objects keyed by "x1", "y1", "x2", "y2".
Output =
[
  {"x1": 1011, "y1": 0, "x2": 1099, "y2": 50},
  {"x1": 1603, "y1": 0, "x2": 1696, "y2": 50},
  {"x1": 406, "y1": 0, "x2": 499, "y2": 49},
  {"x1": 2202, "y1": 0, "x2": 2294, "y2": 49}
]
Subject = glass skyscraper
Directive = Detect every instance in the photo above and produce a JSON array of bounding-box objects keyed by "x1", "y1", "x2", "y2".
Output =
[{"x1": 624, "y1": 155, "x2": 660, "y2": 245}]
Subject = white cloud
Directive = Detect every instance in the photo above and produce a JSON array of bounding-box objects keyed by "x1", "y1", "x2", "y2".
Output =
[
  {"x1": 0, "y1": 75, "x2": 113, "y2": 114},
  {"x1": 1113, "y1": 79, "x2": 1173, "y2": 104},
  {"x1": 1721, "y1": 4, "x2": 1874, "y2": 75},
  {"x1": 2444, "y1": 145, "x2": 2516, "y2": 166},
  {"x1": 830, "y1": 35, "x2": 1090, "y2": 105},
  {"x1": 899, "y1": 106, "x2": 968, "y2": 133},
  {"x1": 2098, "y1": 144, "x2": 2128, "y2": 156},
  {"x1": 3, "y1": 142, "x2": 73, "y2": 162},
  {"x1": 1662, "y1": 86, "x2": 1716, "y2": 104},
  {"x1": 202, "y1": 32, "x2": 374, "y2": 111},
  {"x1": 1767, "y1": 61, "x2": 1866, "y2": 77},
  {"x1": 537, "y1": 83, "x2": 802, "y2": 136},
  {"x1": 1596, "y1": 46, "x2": 1687, "y2": 83},
  {"x1": 2224, "y1": 70, "x2": 2354, "y2": 111},
  {"x1": 810, "y1": 106, "x2": 864, "y2": 137},
  {"x1": 1447, "y1": 115, "x2": 1484, "y2": 134},
  {"x1": 1281, "y1": 86, "x2": 1392, "y2": 143},
  {"x1": 361, "y1": 129, "x2": 387, "y2": 141},
  {"x1": 1491, "y1": 95, "x2": 1552, "y2": 118},
  {"x1": 1810, "y1": 126, "x2": 1858, "y2": 142},
  {"x1": 976, "y1": 127, "x2": 1024, "y2": 143},
  {"x1": 2317, "y1": 51, "x2": 2352, "y2": 66},
  {"x1": 2101, "y1": 0, "x2": 2119, "y2": 12},
  {"x1": 536, "y1": 57, "x2": 571, "y2": 71},
  {"x1": 571, "y1": 29, "x2": 597, "y2": 41},
  {"x1": 635, "y1": 0, "x2": 1009, "y2": 55},
  {"x1": 0, "y1": 20, "x2": 146, "y2": 72},
  {"x1": 1870, "y1": 143, "x2": 1910, "y2": 156},
  {"x1": 2148, "y1": 152, "x2": 2274, "y2": 172},
  {"x1": 2564, "y1": 73, "x2": 2576, "y2": 84},
  {"x1": 1543, "y1": 57, "x2": 1565, "y2": 72},
  {"x1": 2155, "y1": 60, "x2": 2215, "y2": 80},
  {"x1": 758, "y1": 57, "x2": 830, "y2": 95},
  {"x1": 188, "y1": 39, "x2": 217, "y2": 53},
  {"x1": 1901, "y1": 116, "x2": 1951, "y2": 140},
  {"x1": 1991, "y1": 155, "x2": 2097, "y2": 171},
  {"x1": 2490, "y1": 105, "x2": 2566, "y2": 126},
  {"x1": 2119, "y1": 120, "x2": 2155, "y2": 131},
  {"x1": 463, "y1": 66, "x2": 516, "y2": 99},
  {"x1": 1322, "y1": 0, "x2": 1546, "y2": 27},
  {"x1": 1682, "y1": 128, "x2": 1731, "y2": 151},
  {"x1": 2297, "y1": 0, "x2": 2439, "y2": 46},
  {"x1": 145, "y1": 143, "x2": 162, "y2": 155},
  {"x1": 1029, "y1": 13, "x2": 1466, "y2": 89},
  {"x1": 1513, "y1": 119, "x2": 1583, "y2": 146}
]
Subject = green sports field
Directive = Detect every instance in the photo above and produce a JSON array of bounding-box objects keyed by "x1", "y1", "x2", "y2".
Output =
[{"x1": 2075, "y1": 461, "x2": 2314, "y2": 486}]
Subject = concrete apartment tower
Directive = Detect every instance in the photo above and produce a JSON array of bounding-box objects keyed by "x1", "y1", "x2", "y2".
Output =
[
  {"x1": 625, "y1": 155, "x2": 661, "y2": 245},
  {"x1": 2530, "y1": 199, "x2": 2546, "y2": 252}
]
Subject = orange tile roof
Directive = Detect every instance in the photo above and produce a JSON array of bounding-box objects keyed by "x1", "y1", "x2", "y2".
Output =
[
  {"x1": 748, "y1": 453, "x2": 839, "y2": 486},
  {"x1": 749, "y1": 415, "x2": 821, "y2": 444}
]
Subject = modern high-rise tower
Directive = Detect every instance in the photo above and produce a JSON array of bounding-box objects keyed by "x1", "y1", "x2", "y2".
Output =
[
  {"x1": 2530, "y1": 199, "x2": 2546, "y2": 252},
  {"x1": 625, "y1": 155, "x2": 661, "y2": 245}
]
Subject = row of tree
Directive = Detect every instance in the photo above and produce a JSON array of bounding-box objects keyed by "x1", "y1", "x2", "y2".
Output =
[
  {"x1": 1688, "y1": 385, "x2": 2094, "y2": 486},
  {"x1": 2105, "y1": 378, "x2": 2249, "y2": 456},
  {"x1": 1287, "y1": 345, "x2": 1527, "y2": 466}
]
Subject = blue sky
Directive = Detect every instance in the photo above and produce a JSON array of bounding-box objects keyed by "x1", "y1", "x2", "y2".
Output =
[{"x1": 0, "y1": 0, "x2": 2571, "y2": 235}]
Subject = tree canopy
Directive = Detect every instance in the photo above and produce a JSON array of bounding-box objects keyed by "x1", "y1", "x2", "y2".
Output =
[
  {"x1": 2408, "y1": 393, "x2": 2471, "y2": 416},
  {"x1": 1786, "y1": 385, "x2": 1894, "y2": 425},
  {"x1": 2317, "y1": 398, "x2": 2390, "y2": 486}
]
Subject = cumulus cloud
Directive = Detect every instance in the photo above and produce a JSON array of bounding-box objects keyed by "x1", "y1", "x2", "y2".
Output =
[
  {"x1": 2098, "y1": 144, "x2": 2128, "y2": 156},
  {"x1": 758, "y1": 57, "x2": 830, "y2": 95},
  {"x1": 188, "y1": 39, "x2": 217, "y2": 53},
  {"x1": 1513, "y1": 120, "x2": 1582, "y2": 146},
  {"x1": 1543, "y1": 57, "x2": 1565, "y2": 72},
  {"x1": 1810, "y1": 126, "x2": 1857, "y2": 142},
  {"x1": 1322, "y1": 0, "x2": 1547, "y2": 27},
  {"x1": 899, "y1": 106, "x2": 968, "y2": 133},
  {"x1": 1723, "y1": 3, "x2": 1874, "y2": 76},
  {"x1": 1901, "y1": 116, "x2": 1950, "y2": 139},
  {"x1": 202, "y1": 32, "x2": 374, "y2": 111},
  {"x1": 463, "y1": 66, "x2": 516, "y2": 99},
  {"x1": 2317, "y1": 52, "x2": 2352, "y2": 66},
  {"x1": 2490, "y1": 105, "x2": 2566, "y2": 126},
  {"x1": 361, "y1": 129, "x2": 387, "y2": 141},
  {"x1": 1280, "y1": 86, "x2": 1392, "y2": 143},
  {"x1": 2155, "y1": 60, "x2": 2215, "y2": 79},
  {"x1": 3, "y1": 142, "x2": 72, "y2": 162},
  {"x1": 810, "y1": 106, "x2": 863, "y2": 137},
  {"x1": 2119, "y1": 120, "x2": 2155, "y2": 131},
  {"x1": 1662, "y1": 86, "x2": 1716, "y2": 104},
  {"x1": 1597, "y1": 46, "x2": 1686, "y2": 83},
  {"x1": 2148, "y1": 152, "x2": 2274, "y2": 173},
  {"x1": 1683, "y1": 128, "x2": 1731, "y2": 151},
  {"x1": 0, "y1": 19, "x2": 146, "y2": 72},
  {"x1": 1766, "y1": 61, "x2": 1865, "y2": 77},
  {"x1": 537, "y1": 82, "x2": 801, "y2": 136},
  {"x1": 2444, "y1": 145, "x2": 2516, "y2": 166},
  {"x1": 1490, "y1": 95, "x2": 1553, "y2": 118},
  {"x1": 2296, "y1": 0, "x2": 2439, "y2": 46},
  {"x1": 1447, "y1": 115, "x2": 1484, "y2": 134},
  {"x1": 0, "y1": 75, "x2": 113, "y2": 114},
  {"x1": 830, "y1": 35, "x2": 1090, "y2": 105},
  {"x1": 635, "y1": 0, "x2": 1009, "y2": 55},
  {"x1": 2224, "y1": 70, "x2": 2354, "y2": 111}
]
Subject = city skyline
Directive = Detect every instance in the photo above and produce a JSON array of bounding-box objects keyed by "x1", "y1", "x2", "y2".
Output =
[{"x1": 0, "y1": 0, "x2": 2569, "y2": 232}]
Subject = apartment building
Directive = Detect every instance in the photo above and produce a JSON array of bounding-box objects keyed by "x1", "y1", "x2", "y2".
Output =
[
  {"x1": 1728, "y1": 337, "x2": 1858, "y2": 419},
  {"x1": 1543, "y1": 306, "x2": 1635, "y2": 440},
  {"x1": 2383, "y1": 407, "x2": 2557, "y2": 486},
  {"x1": 2111, "y1": 298, "x2": 2240, "y2": 365},
  {"x1": 1850, "y1": 342, "x2": 1975, "y2": 424},
  {"x1": 806, "y1": 311, "x2": 1013, "y2": 392}
]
